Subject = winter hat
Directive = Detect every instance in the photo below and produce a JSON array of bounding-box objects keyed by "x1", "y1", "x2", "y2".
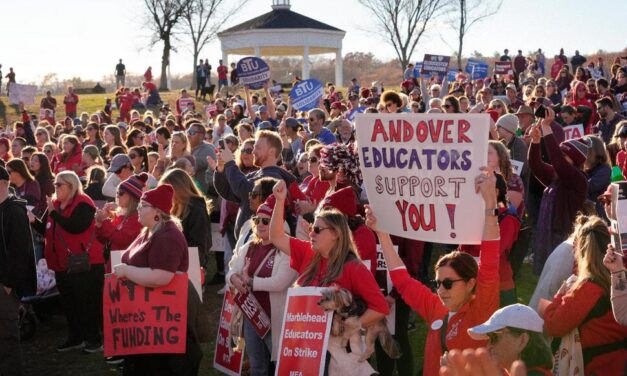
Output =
[
  {"x1": 119, "y1": 173, "x2": 149, "y2": 200},
  {"x1": 559, "y1": 138, "x2": 589, "y2": 166},
  {"x1": 495, "y1": 114, "x2": 519, "y2": 135},
  {"x1": 141, "y1": 184, "x2": 174, "y2": 214},
  {"x1": 486, "y1": 109, "x2": 500, "y2": 123},
  {"x1": 257, "y1": 194, "x2": 278, "y2": 218},
  {"x1": 330, "y1": 101, "x2": 343, "y2": 110},
  {"x1": 321, "y1": 187, "x2": 358, "y2": 217}
]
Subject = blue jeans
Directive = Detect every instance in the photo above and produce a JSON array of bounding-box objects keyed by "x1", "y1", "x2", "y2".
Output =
[{"x1": 243, "y1": 319, "x2": 272, "y2": 376}]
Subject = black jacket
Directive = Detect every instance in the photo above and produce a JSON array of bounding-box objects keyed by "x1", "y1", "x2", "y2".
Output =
[
  {"x1": 182, "y1": 196, "x2": 212, "y2": 267},
  {"x1": 0, "y1": 195, "x2": 36, "y2": 297}
]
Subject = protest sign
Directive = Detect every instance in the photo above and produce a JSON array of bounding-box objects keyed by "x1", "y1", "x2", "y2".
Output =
[
  {"x1": 103, "y1": 273, "x2": 188, "y2": 356},
  {"x1": 236, "y1": 57, "x2": 271, "y2": 90},
  {"x1": 495, "y1": 61, "x2": 513, "y2": 75},
  {"x1": 465, "y1": 59, "x2": 489, "y2": 79},
  {"x1": 210, "y1": 223, "x2": 225, "y2": 252},
  {"x1": 562, "y1": 124, "x2": 584, "y2": 140},
  {"x1": 290, "y1": 79, "x2": 324, "y2": 111},
  {"x1": 420, "y1": 54, "x2": 450, "y2": 76},
  {"x1": 214, "y1": 290, "x2": 245, "y2": 376},
  {"x1": 375, "y1": 245, "x2": 398, "y2": 335},
  {"x1": 447, "y1": 70, "x2": 458, "y2": 82},
  {"x1": 413, "y1": 62, "x2": 423, "y2": 78},
  {"x1": 611, "y1": 182, "x2": 627, "y2": 255},
  {"x1": 178, "y1": 97, "x2": 194, "y2": 113},
  {"x1": 188, "y1": 247, "x2": 202, "y2": 302},
  {"x1": 276, "y1": 287, "x2": 333, "y2": 376},
  {"x1": 346, "y1": 106, "x2": 367, "y2": 122},
  {"x1": 233, "y1": 290, "x2": 271, "y2": 338},
  {"x1": 8, "y1": 83, "x2": 37, "y2": 105},
  {"x1": 355, "y1": 113, "x2": 489, "y2": 244},
  {"x1": 511, "y1": 160, "x2": 524, "y2": 176}
]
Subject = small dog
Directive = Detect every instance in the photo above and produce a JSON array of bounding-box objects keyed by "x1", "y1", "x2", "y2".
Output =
[{"x1": 318, "y1": 287, "x2": 400, "y2": 362}]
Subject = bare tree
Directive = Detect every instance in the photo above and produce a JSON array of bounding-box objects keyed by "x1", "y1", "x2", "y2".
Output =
[
  {"x1": 449, "y1": 0, "x2": 502, "y2": 70},
  {"x1": 183, "y1": 0, "x2": 247, "y2": 89},
  {"x1": 144, "y1": 0, "x2": 193, "y2": 90},
  {"x1": 358, "y1": 0, "x2": 446, "y2": 69}
]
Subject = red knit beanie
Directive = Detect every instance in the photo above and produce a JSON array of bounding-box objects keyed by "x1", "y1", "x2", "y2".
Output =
[
  {"x1": 119, "y1": 173, "x2": 148, "y2": 199},
  {"x1": 257, "y1": 194, "x2": 277, "y2": 217},
  {"x1": 321, "y1": 187, "x2": 357, "y2": 217},
  {"x1": 559, "y1": 138, "x2": 589, "y2": 167},
  {"x1": 141, "y1": 184, "x2": 174, "y2": 214}
]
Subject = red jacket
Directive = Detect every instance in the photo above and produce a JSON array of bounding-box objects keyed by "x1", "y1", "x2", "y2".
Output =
[
  {"x1": 54, "y1": 144, "x2": 84, "y2": 176},
  {"x1": 63, "y1": 93, "x2": 79, "y2": 114},
  {"x1": 96, "y1": 212, "x2": 142, "y2": 272},
  {"x1": 44, "y1": 194, "x2": 104, "y2": 272},
  {"x1": 544, "y1": 280, "x2": 627, "y2": 376},
  {"x1": 352, "y1": 224, "x2": 377, "y2": 277},
  {"x1": 390, "y1": 240, "x2": 500, "y2": 376}
]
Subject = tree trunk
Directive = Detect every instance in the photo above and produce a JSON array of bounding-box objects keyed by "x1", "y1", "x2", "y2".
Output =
[
  {"x1": 192, "y1": 51, "x2": 199, "y2": 90},
  {"x1": 457, "y1": 36, "x2": 463, "y2": 70},
  {"x1": 159, "y1": 36, "x2": 171, "y2": 90}
]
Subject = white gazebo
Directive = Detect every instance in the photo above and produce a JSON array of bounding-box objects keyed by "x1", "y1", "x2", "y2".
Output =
[{"x1": 218, "y1": 0, "x2": 346, "y2": 85}]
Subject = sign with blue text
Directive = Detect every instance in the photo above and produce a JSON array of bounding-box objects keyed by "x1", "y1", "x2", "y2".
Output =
[
  {"x1": 236, "y1": 57, "x2": 271, "y2": 89},
  {"x1": 290, "y1": 79, "x2": 324, "y2": 111}
]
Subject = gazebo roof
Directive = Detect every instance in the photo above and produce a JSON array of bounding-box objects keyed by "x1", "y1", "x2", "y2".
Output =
[{"x1": 219, "y1": 8, "x2": 343, "y2": 35}]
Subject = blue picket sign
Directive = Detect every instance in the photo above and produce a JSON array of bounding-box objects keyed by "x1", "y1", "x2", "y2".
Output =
[
  {"x1": 289, "y1": 79, "x2": 324, "y2": 111},
  {"x1": 236, "y1": 57, "x2": 271, "y2": 89}
]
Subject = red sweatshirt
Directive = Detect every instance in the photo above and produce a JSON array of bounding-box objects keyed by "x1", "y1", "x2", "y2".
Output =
[
  {"x1": 544, "y1": 280, "x2": 627, "y2": 376},
  {"x1": 390, "y1": 240, "x2": 500, "y2": 376},
  {"x1": 96, "y1": 213, "x2": 142, "y2": 273}
]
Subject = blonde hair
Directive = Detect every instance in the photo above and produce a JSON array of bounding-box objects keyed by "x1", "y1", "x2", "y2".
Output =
[
  {"x1": 168, "y1": 132, "x2": 190, "y2": 158},
  {"x1": 55, "y1": 170, "x2": 83, "y2": 198},
  {"x1": 298, "y1": 209, "x2": 361, "y2": 286},
  {"x1": 572, "y1": 215, "x2": 611, "y2": 294}
]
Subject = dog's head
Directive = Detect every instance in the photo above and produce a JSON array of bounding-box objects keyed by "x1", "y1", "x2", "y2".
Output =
[{"x1": 317, "y1": 287, "x2": 353, "y2": 312}]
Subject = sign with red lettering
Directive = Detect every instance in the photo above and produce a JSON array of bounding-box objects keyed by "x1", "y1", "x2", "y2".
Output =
[
  {"x1": 214, "y1": 290, "x2": 245, "y2": 376},
  {"x1": 355, "y1": 113, "x2": 489, "y2": 244},
  {"x1": 562, "y1": 124, "x2": 584, "y2": 140},
  {"x1": 103, "y1": 273, "x2": 188, "y2": 356},
  {"x1": 495, "y1": 61, "x2": 513, "y2": 75},
  {"x1": 375, "y1": 245, "x2": 398, "y2": 335},
  {"x1": 276, "y1": 287, "x2": 333, "y2": 376},
  {"x1": 233, "y1": 290, "x2": 271, "y2": 338}
]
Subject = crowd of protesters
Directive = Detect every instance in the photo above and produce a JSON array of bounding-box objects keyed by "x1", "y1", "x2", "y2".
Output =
[{"x1": 0, "y1": 49, "x2": 626, "y2": 376}]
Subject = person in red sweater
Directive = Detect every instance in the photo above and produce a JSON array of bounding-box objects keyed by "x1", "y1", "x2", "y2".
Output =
[
  {"x1": 365, "y1": 168, "x2": 501, "y2": 376},
  {"x1": 144, "y1": 66, "x2": 152, "y2": 82},
  {"x1": 95, "y1": 173, "x2": 146, "y2": 272},
  {"x1": 54, "y1": 135, "x2": 84, "y2": 176},
  {"x1": 175, "y1": 89, "x2": 195, "y2": 115},
  {"x1": 63, "y1": 86, "x2": 79, "y2": 119},
  {"x1": 118, "y1": 88, "x2": 135, "y2": 122},
  {"x1": 268, "y1": 178, "x2": 389, "y2": 331},
  {"x1": 543, "y1": 215, "x2": 627, "y2": 376},
  {"x1": 569, "y1": 80, "x2": 598, "y2": 133}
]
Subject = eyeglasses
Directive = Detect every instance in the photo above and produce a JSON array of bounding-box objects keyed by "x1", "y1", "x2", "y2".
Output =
[
  {"x1": 432, "y1": 278, "x2": 465, "y2": 290},
  {"x1": 310, "y1": 225, "x2": 331, "y2": 234},
  {"x1": 309, "y1": 156, "x2": 319, "y2": 163},
  {"x1": 252, "y1": 216, "x2": 270, "y2": 226}
]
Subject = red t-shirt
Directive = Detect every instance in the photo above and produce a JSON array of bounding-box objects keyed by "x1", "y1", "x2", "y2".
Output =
[
  {"x1": 121, "y1": 221, "x2": 188, "y2": 273},
  {"x1": 217, "y1": 65, "x2": 228, "y2": 80},
  {"x1": 289, "y1": 237, "x2": 389, "y2": 315},
  {"x1": 63, "y1": 93, "x2": 79, "y2": 113}
]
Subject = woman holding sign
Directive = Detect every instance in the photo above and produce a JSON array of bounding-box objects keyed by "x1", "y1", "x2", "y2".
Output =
[
  {"x1": 364, "y1": 168, "x2": 501, "y2": 376},
  {"x1": 112, "y1": 184, "x2": 203, "y2": 375},
  {"x1": 227, "y1": 195, "x2": 298, "y2": 375}
]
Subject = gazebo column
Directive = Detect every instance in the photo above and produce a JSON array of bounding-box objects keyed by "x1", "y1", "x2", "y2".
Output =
[
  {"x1": 254, "y1": 46, "x2": 261, "y2": 58},
  {"x1": 335, "y1": 48, "x2": 343, "y2": 86},
  {"x1": 221, "y1": 49, "x2": 228, "y2": 66},
  {"x1": 303, "y1": 45, "x2": 310, "y2": 79}
]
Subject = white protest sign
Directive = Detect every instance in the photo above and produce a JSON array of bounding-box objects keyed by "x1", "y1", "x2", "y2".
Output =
[
  {"x1": 355, "y1": 113, "x2": 489, "y2": 244},
  {"x1": 511, "y1": 160, "x2": 524, "y2": 176},
  {"x1": 210, "y1": 223, "x2": 225, "y2": 252},
  {"x1": 375, "y1": 245, "x2": 398, "y2": 335},
  {"x1": 563, "y1": 124, "x2": 584, "y2": 140},
  {"x1": 611, "y1": 182, "x2": 627, "y2": 255},
  {"x1": 9, "y1": 83, "x2": 37, "y2": 105}
]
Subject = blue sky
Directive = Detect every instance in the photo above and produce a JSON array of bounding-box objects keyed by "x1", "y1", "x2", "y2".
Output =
[{"x1": 2, "y1": 0, "x2": 625, "y2": 83}]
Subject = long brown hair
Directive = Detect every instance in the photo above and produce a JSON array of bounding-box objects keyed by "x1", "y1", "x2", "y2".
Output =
[
  {"x1": 159, "y1": 168, "x2": 211, "y2": 220},
  {"x1": 60, "y1": 135, "x2": 80, "y2": 163},
  {"x1": 6, "y1": 158, "x2": 34, "y2": 182},
  {"x1": 298, "y1": 209, "x2": 361, "y2": 286},
  {"x1": 489, "y1": 140, "x2": 514, "y2": 182}
]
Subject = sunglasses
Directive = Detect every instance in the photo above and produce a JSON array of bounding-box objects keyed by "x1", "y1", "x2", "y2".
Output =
[
  {"x1": 486, "y1": 331, "x2": 505, "y2": 344},
  {"x1": 491, "y1": 104, "x2": 502, "y2": 109},
  {"x1": 44, "y1": 149, "x2": 52, "y2": 153},
  {"x1": 241, "y1": 148, "x2": 253, "y2": 155},
  {"x1": 432, "y1": 278, "x2": 465, "y2": 290},
  {"x1": 310, "y1": 225, "x2": 331, "y2": 234},
  {"x1": 252, "y1": 216, "x2": 270, "y2": 226},
  {"x1": 187, "y1": 129, "x2": 199, "y2": 136},
  {"x1": 309, "y1": 156, "x2": 319, "y2": 163}
]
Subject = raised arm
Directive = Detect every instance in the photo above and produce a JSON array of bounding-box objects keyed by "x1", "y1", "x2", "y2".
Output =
[
  {"x1": 269, "y1": 180, "x2": 291, "y2": 255},
  {"x1": 244, "y1": 87, "x2": 257, "y2": 122},
  {"x1": 264, "y1": 83, "x2": 277, "y2": 120}
]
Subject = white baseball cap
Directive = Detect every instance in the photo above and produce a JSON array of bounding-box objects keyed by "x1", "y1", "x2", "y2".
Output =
[{"x1": 468, "y1": 304, "x2": 544, "y2": 340}]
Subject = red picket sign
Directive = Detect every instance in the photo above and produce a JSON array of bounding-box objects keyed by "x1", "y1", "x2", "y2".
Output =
[
  {"x1": 233, "y1": 290, "x2": 271, "y2": 338},
  {"x1": 103, "y1": 273, "x2": 188, "y2": 357},
  {"x1": 275, "y1": 287, "x2": 333, "y2": 376},
  {"x1": 214, "y1": 290, "x2": 245, "y2": 376},
  {"x1": 495, "y1": 61, "x2": 513, "y2": 75}
]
